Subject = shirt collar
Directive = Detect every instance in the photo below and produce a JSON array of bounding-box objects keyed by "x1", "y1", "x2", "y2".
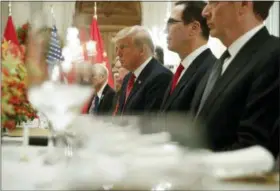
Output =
[
  {"x1": 97, "y1": 82, "x2": 107, "y2": 99},
  {"x1": 181, "y1": 44, "x2": 208, "y2": 69},
  {"x1": 228, "y1": 23, "x2": 264, "y2": 58},
  {"x1": 133, "y1": 56, "x2": 152, "y2": 78}
]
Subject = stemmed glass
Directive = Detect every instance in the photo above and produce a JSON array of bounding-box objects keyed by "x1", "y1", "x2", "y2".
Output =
[{"x1": 25, "y1": 11, "x2": 94, "y2": 163}]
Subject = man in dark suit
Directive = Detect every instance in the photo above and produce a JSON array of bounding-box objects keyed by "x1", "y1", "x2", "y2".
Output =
[
  {"x1": 160, "y1": 1, "x2": 216, "y2": 113},
  {"x1": 192, "y1": 1, "x2": 279, "y2": 157},
  {"x1": 86, "y1": 64, "x2": 116, "y2": 115},
  {"x1": 113, "y1": 26, "x2": 173, "y2": 115}
]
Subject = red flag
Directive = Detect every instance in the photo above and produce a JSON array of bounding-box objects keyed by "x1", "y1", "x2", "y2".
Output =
[
  {"x1": 90, "y1": 17, "x2": 114, "y2": 88},
  {"x1": 3, "y1": 16, "x2": 20, "y2": 46}
]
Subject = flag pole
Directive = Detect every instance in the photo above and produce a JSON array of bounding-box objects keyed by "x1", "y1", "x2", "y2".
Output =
[
  {"x1": 94, "y1": 2, "x2": 97, "y2": 19},
  {"x1": 50, "y1": 4, "x2": 56, "y2": 26},
  {"x1": 8, "y1": 1, "x2": 12, "y2": 16},
  {"x1": 49, "y1": 4, "x2": 67, "y2": 84}
]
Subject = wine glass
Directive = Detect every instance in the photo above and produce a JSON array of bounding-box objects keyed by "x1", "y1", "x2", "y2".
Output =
[{"x1": 25, "y1": 11, "x2": 94, "y2": 163}]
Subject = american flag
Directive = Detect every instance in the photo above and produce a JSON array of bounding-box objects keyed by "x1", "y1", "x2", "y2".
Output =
[{"x1": 46, "y1": 25, "x2": 63, "y2": 65}]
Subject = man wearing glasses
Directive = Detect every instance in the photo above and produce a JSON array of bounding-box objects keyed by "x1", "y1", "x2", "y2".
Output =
[{"x1": 160, "y1": 1, "x2": 216, "y2": 113}]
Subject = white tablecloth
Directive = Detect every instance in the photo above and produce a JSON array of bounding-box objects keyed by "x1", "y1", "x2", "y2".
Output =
[
  {"x1": 2, "y1": 136, "x2": 23, "y2": 146},
  {"x1": 2, "y1": 146, "x2": 58, "y2": 190},
  {"x1": 1, "y1": 145, "x2": 279, "y2": 190}
]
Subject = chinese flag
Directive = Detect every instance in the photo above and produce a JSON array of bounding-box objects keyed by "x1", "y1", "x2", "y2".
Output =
[
  {"x1": 3, "y1": 16, "x2": 20, "y2": 46},
  {"x1": 80, "y1": 18, "x2": 115, "y2": 114},
  {"x1": 90, "y1": 17, "x2": 114, "y2": 88}
]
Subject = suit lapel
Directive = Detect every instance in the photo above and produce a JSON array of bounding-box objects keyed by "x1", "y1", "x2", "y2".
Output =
[
  {"x1": 191, "y1": 71, "x2": 209, "y2": 113},
  {"x1": 124, "y1": 59, "x2": 155, "y2": 107},
  {"x1": 118, "y1": 75, "x2": 129, "y2": 112},
  {"x1": 86, "y1": 92, "x2": 96, "y2": 113},
  {"x1": 96, "y1": 84, "x2": 108, "y2": 111},
  {"x1": 201, "y1": 27, "x2": 270, "y2": 113},
  {"x1": 161, "y1": 81, "x2": 172, "y2": 109},
  {"x1": 163, "y1": 67, "x2": 194, "y2": 110},
  {"x1": 163, "y1": 49, "x2": 212, "y2": 110}
]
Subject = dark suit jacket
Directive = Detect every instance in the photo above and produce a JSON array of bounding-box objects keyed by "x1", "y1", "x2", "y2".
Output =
[
  {"x1": 117, "y1": 58, "x2": 173, "y2": 115},
  {"x1": 160, "y1": 49, "x2": 216, "y2": 113},
  {"x1": 87, "y1": 84, "x2": 116, "y2": 115},
  {"x1": 191, "y1": 27, "x2": 280, "y2": 158}
]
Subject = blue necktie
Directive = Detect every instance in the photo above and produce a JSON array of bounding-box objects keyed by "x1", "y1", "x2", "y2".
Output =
[{"x1": 93, "y1": 96, "x2": 100, "y2": 113}]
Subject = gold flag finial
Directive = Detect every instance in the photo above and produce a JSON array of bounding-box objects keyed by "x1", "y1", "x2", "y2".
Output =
[
  {"x1": 8, "y1": 1, "x2": 12, "y2": 16},
  {"x1": 94, "y1": 2, "x2": 97, "y2": 19}
]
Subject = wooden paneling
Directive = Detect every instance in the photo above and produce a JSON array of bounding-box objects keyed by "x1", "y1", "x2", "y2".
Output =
[
  {"x1": 74, "y1": 1, "x2": 142, "y2": 67},
  {"x1": 75, "y1": 1, "x2": 141, "y2": 26}
]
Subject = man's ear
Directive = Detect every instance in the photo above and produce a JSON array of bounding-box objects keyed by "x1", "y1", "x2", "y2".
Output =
[
  {"x1": 191, "y1": 21, "x2": 200, "y2": 34},
  {"x1": 139, "y1": 44, "x2": 146, "y2": 55}
]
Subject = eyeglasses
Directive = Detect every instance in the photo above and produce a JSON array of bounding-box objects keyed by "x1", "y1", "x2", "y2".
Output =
[{"x1": 167, "y1": 18, "x2": 184, "y2": 26}]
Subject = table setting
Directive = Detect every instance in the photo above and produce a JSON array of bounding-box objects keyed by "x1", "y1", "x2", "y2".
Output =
[
  {"x1": 2, "y1": 115, "x2": 279, "y2": 190},
  {"x1": 1, "y1": 9, "x2": 279, "y2": 191}
]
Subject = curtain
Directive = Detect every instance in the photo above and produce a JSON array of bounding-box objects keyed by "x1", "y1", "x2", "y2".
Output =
[
  {"x1": 1, "y1": 2, "x2": 32, "y2": 29},
  {"x1": 265, "y1": 1, "x2": 279, "y2": 36},
  {"x1": 42, "y1": 2, "x2": 75, "y2": 39},
  {"x1": 142, "y1": 1, "x2": 279, "y2": 63},
  {"x1": 141, "y1": 1, "x2": 180, "y2": 72},
  {"x1": 208, "y1": 2, "x2": 280, "y2": 58}
]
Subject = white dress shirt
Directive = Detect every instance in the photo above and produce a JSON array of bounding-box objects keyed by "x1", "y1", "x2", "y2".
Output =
[
  {"x1": 89, "y1": 82, "x2": 107, "y2": 113},
  {"x1": 96, "y1": 82, "x2": 107, "y2": 100},
  {"x1": 222, "y1": 23, "x2": 265, "y2": 74},
  {"x1": 133, "y1": 56, "x2": 153, "y2": 79},
  {"x1": 178, "y1": 44, "x2": 209, "y2": 82}
]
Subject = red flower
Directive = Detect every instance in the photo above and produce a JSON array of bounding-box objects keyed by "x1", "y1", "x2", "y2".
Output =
[
  {"x1": 22, "y1": 23, "x2": 29, "y2": 30},
  {"x1": 17, "y1": 82, "x2": 25, "y2": 89},
  {"x1": 3, "y1": 120, "x2": 16, "y2": 129},
  {"x1": 14, "y1": 106, "x2": 20, "y2": 112},
  {"x1": 8, "y1": 96, "x2": 21, "y2": 105},
  {"x1": 2, "y1": 68, "x2": 9, "y2": 76}
]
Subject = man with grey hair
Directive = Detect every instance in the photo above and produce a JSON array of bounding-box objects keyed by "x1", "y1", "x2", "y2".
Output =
[
  {"x1": 113, "y1": 25, "x2": 172, "y2": 115},
  {"x1": 86, "y1": 64, "x2": 116, "y2": 115}
]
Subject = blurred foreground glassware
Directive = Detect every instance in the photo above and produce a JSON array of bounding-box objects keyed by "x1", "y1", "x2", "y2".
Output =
[
  {"x1": 25, "y1": 11, "x2": 94, "y2": 163},
  {"x1": 34, "y1": 115, "x2": 212, "y2": 190}
]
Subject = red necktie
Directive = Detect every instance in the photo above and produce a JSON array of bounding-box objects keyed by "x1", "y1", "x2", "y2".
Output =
[
  {"x1": 112, "y1": 101, "x2": 119, "y2": 116},
  {"x1": 125, "y1": 73, "x2": 136, "y2": 102},
  {"x1": 170, "y1": 64, "x2": 184, "y2": 94}
]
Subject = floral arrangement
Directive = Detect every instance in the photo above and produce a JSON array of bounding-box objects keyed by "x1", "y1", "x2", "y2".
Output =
[
  {"x1": 16, "y1": 22, "x2": 29, "y2": 45},
  {"x1": 1, "y1": 40, "x2": 37, "y2": 129},
  {"x1": 17, "y1": 22, "x2": 64, "y2": 46}
]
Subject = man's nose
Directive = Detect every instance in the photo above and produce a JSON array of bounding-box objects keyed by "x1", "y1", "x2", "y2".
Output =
[
  {"x1": 163, "y1": 24, "x2": 170, "y2": 34},
  {"x1": 116, "y1": 48, "x2": 122, "y2": 57},
  {"x1": 202, "y1": 4, "x2": 210, "y2": 18}
]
